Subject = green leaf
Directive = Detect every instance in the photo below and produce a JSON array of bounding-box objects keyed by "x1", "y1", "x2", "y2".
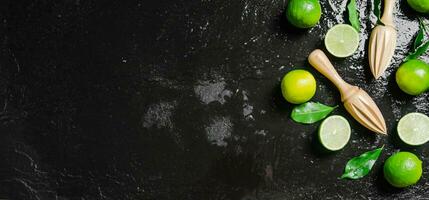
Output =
[
  {"x1": 373, "y1": 0, "x2": 384, "y2": 25},
  {"x1": 406, "y1": 39, "x2": 429, "y2": 61},
  {"x1": 419, "y1": 18, "x2": 428, "y2": 35},
  {"x1": 413, "y1": 18, "x2": 426, "y2": 51},
  {"x1": 347, "y1": 0, "x2": 360, "y2": 32},
  {"x1": 291, "y1": 102, "x2": 338, "y2": 124},
  {"x1": 413, "y1": 28, "x2": 424, "y2": 51},
  {"x1": 341, "y1": 146, "x2": 384, "y2": 180},
  {"x1": 405, "y1": 18, "x2": 429, "y2": 61}
]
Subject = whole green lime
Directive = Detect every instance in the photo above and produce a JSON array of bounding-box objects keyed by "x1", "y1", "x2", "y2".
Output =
[
  {"x1": 286, "y1": 0, "x2": 322, "y2": 28},
  {"x1": 396, "y1": 59, "x2": 429, "y2": 95},
  {"x1": 384, "y1": 152, "x2": 422, "y2": 188},
  {"x1": 281, "y1": 69, "x2": 316, "y2": 104},
  {"x1": 408, "y1": 0, "x2": 429, "y2": 13}
]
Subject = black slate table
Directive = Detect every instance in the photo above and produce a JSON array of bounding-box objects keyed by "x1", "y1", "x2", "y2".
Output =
[{"x1": 1, "y1": 0, "x2": 429, "y2": 199}]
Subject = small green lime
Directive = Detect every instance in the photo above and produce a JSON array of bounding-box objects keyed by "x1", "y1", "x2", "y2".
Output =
[
  {"x1": 281, "y1": 69, "x2": 316, "y2": 104},
  {"x1": 396, "y1": 59, "x2": 429, "y2": 95},
  {"x1": 384, "y1": 152, "x2": 422, "y2": 188},
  {"x1": 286, "y1": 0, "x2": 322, "y2": 28},
  {"x1": 408, "y1": 0, "x2": 429, "y2": 13}
]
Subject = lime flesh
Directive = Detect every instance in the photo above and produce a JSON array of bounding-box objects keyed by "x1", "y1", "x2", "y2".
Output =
[
  {"x1": 318, "y1": 115, "x2": 351, "y2": 151},
  {"x1": 397, "y1": 112, "x2": 429, "y2": 146},
  {"x1": 324, "y1": 24, "x2": 359, "y2": 58}
]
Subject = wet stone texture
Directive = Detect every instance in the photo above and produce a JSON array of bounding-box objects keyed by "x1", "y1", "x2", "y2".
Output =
[{"x1": 1, "y1": 0, "x2": 429, "y2": 199}]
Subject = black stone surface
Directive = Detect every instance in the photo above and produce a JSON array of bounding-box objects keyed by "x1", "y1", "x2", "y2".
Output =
[{"x1": 1, "y1": 0, "x2": 429, "y2": 199}]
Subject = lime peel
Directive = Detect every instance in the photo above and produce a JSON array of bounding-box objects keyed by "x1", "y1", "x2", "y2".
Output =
[{"x1": 384, "y1": 152, "x2": 423, "y2": 188}]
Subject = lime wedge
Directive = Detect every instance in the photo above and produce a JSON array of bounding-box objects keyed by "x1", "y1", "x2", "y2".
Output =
[
  {"x1": 319, "y1": 115, "x2": 351, "y2": 151},
  {"x1": 324, "y1": 24, "x2": 359, "y2": 58},
  {"x1": 397, "y1": 112, "x2": 429, "y2": 146}
]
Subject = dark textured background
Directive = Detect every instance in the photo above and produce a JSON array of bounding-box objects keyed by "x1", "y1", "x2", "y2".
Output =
[{"x1": 1, "y1": 0, "x2": 429, "y2": 199}]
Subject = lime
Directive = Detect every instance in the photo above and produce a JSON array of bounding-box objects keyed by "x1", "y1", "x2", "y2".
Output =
[
  {"x1": 384, "y1": 152, "x2": 422, "y2": 188},
  {"x1": 408, "y1": 0, "x2": 429, "y2": 13},
  {"x1": 324, "y1": 24, "x2": 359, "y2": 58},
  {"x1": 286, "y1": 0, "x2": 322, "y2": 28},
  {"x1": 318, "y1": 115, "x2": 351, "y2": 151},
  {"x1": 397, "y1": 112, "x2": 429, "y2": 146},
  {"x1": 396, "y1": 59, "x2": 429, "y2": 95},
  {"x1": 281, "y1": 69, "x2": 316, "y2": 104}
]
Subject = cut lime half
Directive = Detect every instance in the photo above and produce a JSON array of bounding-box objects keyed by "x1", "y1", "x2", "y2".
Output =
[
  {"x1": 324, "y1": 24, "x2": 359, "y2": 58},
  {"x1": 319, "y1": 115, "x2": 351, "y2": 151},
  {"x1": 397, "y1": 112, "x2": 429, "y2": 146}
]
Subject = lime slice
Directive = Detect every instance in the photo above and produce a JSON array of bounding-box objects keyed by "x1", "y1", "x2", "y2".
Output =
[
  {"x1": 324, "y1": 24, "x2": 359, "y2": 58},
  {"x1": 397, "y1": 112, "x2": 429, "y2": 146},
  {"x1": 319, "y1": 115, "x2": 351, "y2": 151}
]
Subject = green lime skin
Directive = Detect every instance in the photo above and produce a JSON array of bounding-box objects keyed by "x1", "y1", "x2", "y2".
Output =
[
  {"x1": 286, "y1": 0, "x2": 322, "y2": 28},
  {"x1": 384, "y1": 152, "x2": 422, "y2": 188},
  {"x1": 281, "y1": 69, "x2": 316, "y2": 104},
  {"x1": 408, "y1": 0, "x2": 429, "y2": 13},
  {"x1": 396, "y1": 59, "x2": 429, "y2": 95}
]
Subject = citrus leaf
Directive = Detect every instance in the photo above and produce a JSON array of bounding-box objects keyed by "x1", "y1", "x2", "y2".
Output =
[
  {"x1": 341, "y1": 147, "x2": 383, "y2": 180},
  {"x1": 291, "y1": 102, "x2": 338, "y2": 124},
  {"x1": 419, "y1": 18, "x2": 428, "y2": 35},
  {"x1": 406, "y1": 40, "x2": 429, "y2": 61},
  {"x1": 413, "y1": 18, "x2": 426, "y2": 51},
  {"x1": 405, "y1": 18, "x2": 429, "y2": 61},
  {"x1": 347, "y1": 0, "x2": 360, "y2": 32},
  {"x1": 413, "y1": 28, "x2": 424, "y2": 51},
  {"x1": 373, "y1": 0, "x2": 384, "y2": 25}
]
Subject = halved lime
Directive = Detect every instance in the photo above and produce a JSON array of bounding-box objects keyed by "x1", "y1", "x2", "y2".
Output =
[
  {"x1": 324, "y1": 24, "x2": 359, "y2": 58},
  {"x1": 397, "y1": 112, "x2": 429, "y2": 146},
  {"x1": 319, "y1": 115, "x2": 351, "y2": 151}
]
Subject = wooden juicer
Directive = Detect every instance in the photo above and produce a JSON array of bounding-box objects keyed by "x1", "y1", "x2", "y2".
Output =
[
  {"x1": 368, "y1": 0, "x2": 397, "y2": 79},
  {"x1": 308, "y1": 49, "x2": 387, "y2": 134}
]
